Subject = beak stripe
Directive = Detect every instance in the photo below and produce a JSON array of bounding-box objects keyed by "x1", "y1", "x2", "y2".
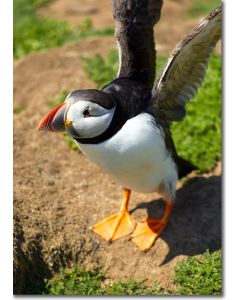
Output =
[{"x1": 37, "y1": 103, "x2": 65, "y2": 131}]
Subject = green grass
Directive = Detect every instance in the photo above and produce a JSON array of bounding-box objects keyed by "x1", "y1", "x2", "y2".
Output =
[
  {"x1": 187, "y1": 0, "x2": 221, "y2": 18},
  {"x1": 81, "y1": 49, "x2": 119, "y2": 88},
  {"x1": 104, "y1": 280, "x2": 164, "y2": 295},
  {"x1": 174, "y1": 250, "x2": 222, "y2": 295},
  {"x1": 171, "y1": 53, "x2": 221, "y2": 172},
  {"x1": 64, "y1": 135, "x2": 80, "y2": 152},
  {"x1": 14, "y1": 0, "x2": 114, "y2": 59},
  {"x1": 31, "y1": 250, "x2": 221, "y2": 295},
  {"x1": 82, "y1": 50, "x2": 221, "y2": 172},
  {"x1": 47, "y1": 90, "x2": 69, "y2": 108},
  {"x1": 81, "y1": 50, "x2": 168, "y2": 88},
  {"x1": 43, "y1": 267, "x2": 164, "y2": 295},
  {"x1": 45, "y1": 268, "x2": 105, "y2": 295},
  {"x1": 13, "y1": 106, "x2": 25, "y2": 114}
]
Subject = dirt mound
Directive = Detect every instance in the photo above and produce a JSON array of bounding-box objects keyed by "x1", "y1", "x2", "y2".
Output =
[
  {"x1": 14, "y1": 0, "x2": 221, "y2": 294},
  {"x1": 38, "y1": 0, "x2": 202, "y2": 53}
]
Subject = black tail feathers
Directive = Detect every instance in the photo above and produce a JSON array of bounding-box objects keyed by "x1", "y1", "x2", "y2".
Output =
[{"x1": 177, "y1": 156, "x2": 197, "y2": 179}]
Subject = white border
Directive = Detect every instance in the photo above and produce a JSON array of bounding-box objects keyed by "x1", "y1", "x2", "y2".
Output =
[
  {"x1": 0, "y1": 0, "x2": 13, "y2": 298},
  {"x1": 1, "y1": 0, "x2": 240, "y2": 299},
  {"x1": 224, "y1": 0, "x2": 240, "y2": 299}
]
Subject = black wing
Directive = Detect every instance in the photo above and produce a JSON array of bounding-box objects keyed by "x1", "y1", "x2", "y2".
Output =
[
  {"x1": 149, "y1": 5, "x2": 222, "y2": 127},
  {"x1": 112, "y1": 0, "x2": 163, "y2": 89}
]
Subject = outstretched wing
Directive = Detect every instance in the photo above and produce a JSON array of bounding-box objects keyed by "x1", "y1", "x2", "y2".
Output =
[
  {"x1": 112, "y1": 0, "x2": 163, "y2": 89},
  {"x1": 149, "y1": 5, "x2": 222, "y2": 127}
]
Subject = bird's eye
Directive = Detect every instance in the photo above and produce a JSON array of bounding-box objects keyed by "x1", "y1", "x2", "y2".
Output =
[{"x1": 83, "y1": 107, "x2": 91, "y2": 118}]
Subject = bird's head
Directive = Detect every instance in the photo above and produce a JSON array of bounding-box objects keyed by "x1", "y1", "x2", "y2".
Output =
[{"x1": 37, "y1": 89, "x2": 116, "y2": 140}]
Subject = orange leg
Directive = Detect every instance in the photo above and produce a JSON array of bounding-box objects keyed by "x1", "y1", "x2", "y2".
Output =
[
  {"x1": 91, "y1": 189, "x2": 136, "y2": 241},
  {"x1": 131, "y1": 201, "x2": 174, "y2": 251}
]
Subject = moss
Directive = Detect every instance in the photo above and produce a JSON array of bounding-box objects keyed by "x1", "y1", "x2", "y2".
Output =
[
  {"x1": 174, "y1": 250, "x2": 222, "y2": 295},
  {"x1": 44, "y1": 267, "x2": 164, "y2": 295},
  {"x1": 14, "y1": 0, "x2": 114, "y2": 59},
  {"x1": 187, "y1": 0, "x2": 222, "y2": 18}
]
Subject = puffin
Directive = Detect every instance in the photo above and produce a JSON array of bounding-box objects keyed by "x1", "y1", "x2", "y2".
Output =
[{"x1": 38, "y1": 0, "x2": 222, "y2": 251}]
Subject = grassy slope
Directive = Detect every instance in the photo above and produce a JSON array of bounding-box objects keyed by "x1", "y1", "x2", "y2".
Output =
[
  {"x1": 187, "y1": 0, "x2": 222, "y2": 18},
  {"x1": 44, "y1": 268, "x2": 164, "y2": 295},
  {"x1": 174, "y1": 250, "x2": 222, "y2": 295},
  {"x1": 14, "y1": 0, "x2": 114, "y2": 59},
  {"x1": 172, "y1": 54, "x2": 221, "y2": 172},
  {"x1": 36, "y1": 250, "x2": 221, "y2": 295}
]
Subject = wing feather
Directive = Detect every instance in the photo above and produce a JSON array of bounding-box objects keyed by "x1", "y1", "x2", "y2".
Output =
[
  {"x1": 112, "y1": 0, "x2": 163, "y2": 89},
  {"x1": 150, "y1": 5, "x2": 222, "y2": 125}
]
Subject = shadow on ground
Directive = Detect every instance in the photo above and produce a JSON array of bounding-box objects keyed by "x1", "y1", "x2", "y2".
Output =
[
  {"x1": 130, "y1": 175, "x2": 221, "y2": 265},
  {"x1": 14, "y1": 172, "x2": 221, "y2": 294}
]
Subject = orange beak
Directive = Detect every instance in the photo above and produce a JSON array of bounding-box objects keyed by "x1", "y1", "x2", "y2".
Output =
[{"x1": 37, "y1": 103, "x2": 66, "y2": 132}]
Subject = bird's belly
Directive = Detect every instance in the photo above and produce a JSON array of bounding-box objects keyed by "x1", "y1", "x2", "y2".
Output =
[{"x1": 77, "y1": 113, "x2": 177, "y2": 193}]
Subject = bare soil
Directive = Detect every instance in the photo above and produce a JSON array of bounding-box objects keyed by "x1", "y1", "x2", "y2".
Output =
[{"x1": 14, "y1": 0, "x2": 221, "y2": 294}]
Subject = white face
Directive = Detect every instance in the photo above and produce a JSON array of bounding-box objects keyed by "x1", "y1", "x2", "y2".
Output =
[{"x1": 66, "y1": 100, "x2": 115, "y2": 138}]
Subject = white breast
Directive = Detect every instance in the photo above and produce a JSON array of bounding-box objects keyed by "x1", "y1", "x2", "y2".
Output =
[{"x1": 77, "y1": 113, "x2": 178, "y2": 193}]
